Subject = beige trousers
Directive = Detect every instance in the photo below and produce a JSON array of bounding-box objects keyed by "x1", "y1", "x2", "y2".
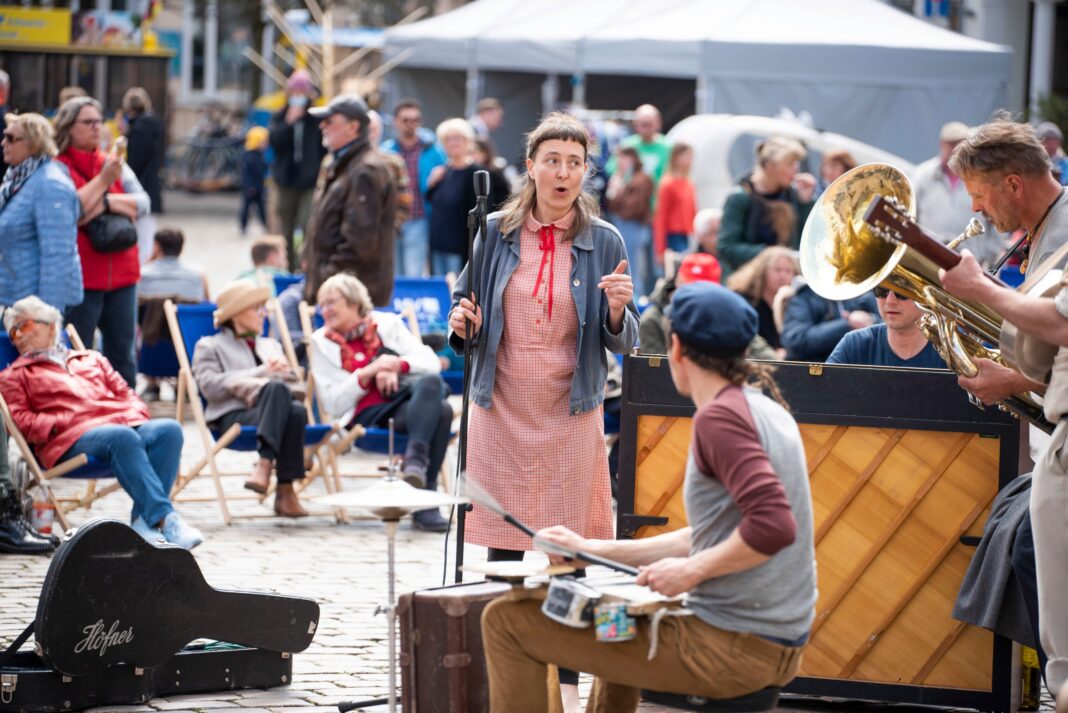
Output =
[
  {"x1": 1032, "y1": 419, "x2": 1068, "y2": 692},
  {"x1": 482, "y1": 597, "x2": 803, "y2": 713}
]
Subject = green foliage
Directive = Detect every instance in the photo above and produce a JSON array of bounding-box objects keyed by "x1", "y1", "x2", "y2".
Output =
[{"x1": 1036, "y1": 93, "x2": 1068, "y2": 138}]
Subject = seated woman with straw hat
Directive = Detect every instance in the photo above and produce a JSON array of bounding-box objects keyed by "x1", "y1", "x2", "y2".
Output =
[{"x1": 191, "y1": 279, "x2": 309, "y2": 517}]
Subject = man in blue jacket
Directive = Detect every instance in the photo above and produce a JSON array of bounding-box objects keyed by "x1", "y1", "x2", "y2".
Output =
[
  {"x1": 780, "y1": 280, "x2": 879, "y2": 362},
  {"x1": 381, "y1": 99, "x2": 445, "y2": 277}
]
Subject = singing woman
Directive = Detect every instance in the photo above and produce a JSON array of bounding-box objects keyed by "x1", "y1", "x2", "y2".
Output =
[{"x1": 448, "y1": 112, "x2": 638, "y2": 711}]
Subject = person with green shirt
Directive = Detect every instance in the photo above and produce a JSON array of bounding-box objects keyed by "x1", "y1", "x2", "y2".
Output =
[
  {"x1": 717, "y1": 137, "x2": 816, "y2": 278},
  {"x1": 605, "y1": 104, "x2": 673, "y2": 292}
]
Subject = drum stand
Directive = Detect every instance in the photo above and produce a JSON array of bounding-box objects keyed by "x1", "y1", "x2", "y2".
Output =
[{"x1": 322, "y1": 422, "x2": 469, "y2": 713}]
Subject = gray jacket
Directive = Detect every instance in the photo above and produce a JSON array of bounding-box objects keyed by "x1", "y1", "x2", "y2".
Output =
[
  {"x1": 192, "y1": 329, "x2": 300, "y2": 423},
  {"x1": 450, "y1": 212, "x2": 639, "y2": 415}
]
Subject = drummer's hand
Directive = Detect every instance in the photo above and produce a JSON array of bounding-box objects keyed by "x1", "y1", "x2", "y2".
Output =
[
  {"x1": 637, "y1": 557, "x2": 696, "y2": 597},
  {"x1": 536, "y1": 525, "x2": 587, "y2": 566},
  {"x1": 449, "y1": 297, "x2": 482, "y2": 339},
  {"x1": 939, "y1": 249, "x2": 995, "y2": 303},
  {"x1": 958, "y1": 358, "x2": 1039, "y2": 405}
]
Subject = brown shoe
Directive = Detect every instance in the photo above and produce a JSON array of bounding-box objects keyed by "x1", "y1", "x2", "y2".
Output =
[
  {"x1": 274, "y1": 483, "x2": 308, "y2": 518},
  {"x1": 244, "y1": 458, "x2": 272, "y2": 495}
]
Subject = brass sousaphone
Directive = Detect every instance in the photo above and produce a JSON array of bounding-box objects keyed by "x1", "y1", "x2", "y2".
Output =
[{"x1": 799, "y1": 163, "x2": 1052, "y2": 432}]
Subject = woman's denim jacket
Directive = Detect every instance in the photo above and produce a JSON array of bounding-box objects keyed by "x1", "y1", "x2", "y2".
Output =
[{"x1": 449, "y1": 212, "x2": 639, "y2": 415}]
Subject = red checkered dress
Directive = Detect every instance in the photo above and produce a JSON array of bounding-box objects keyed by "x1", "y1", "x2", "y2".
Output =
[{"x1": 465, "y1": 211, "x2": 614, "y2": 550}]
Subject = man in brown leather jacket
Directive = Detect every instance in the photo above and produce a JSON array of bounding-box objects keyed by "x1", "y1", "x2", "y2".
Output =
[{"x1": 304, "y1": 94, "x2": 397, "y2": 307}]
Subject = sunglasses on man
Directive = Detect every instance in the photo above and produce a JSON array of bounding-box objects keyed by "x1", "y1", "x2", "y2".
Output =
[{"x1": 873, "y1": 286, "x2": 908, "y2": 300}]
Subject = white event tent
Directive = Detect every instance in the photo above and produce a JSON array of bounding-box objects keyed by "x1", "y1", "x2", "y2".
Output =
[{"x1": 382, "y1": 0, "x2": 1012, "y2": 164}]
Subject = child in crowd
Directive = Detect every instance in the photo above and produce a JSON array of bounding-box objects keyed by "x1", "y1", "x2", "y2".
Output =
[{"x1": 240, "y1": 126, "x2": 270, "y2": 235}]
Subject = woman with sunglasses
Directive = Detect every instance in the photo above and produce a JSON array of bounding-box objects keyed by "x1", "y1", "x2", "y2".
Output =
[
  {"x1": 54, "y1": 96, "x2": 151, "y2": 389},
  {"x1": 0, "y1": 113, "x2": 82, "y2": 315},
  {"x1": 826, "y1": 286, "x2": 946, "y2": 368}
]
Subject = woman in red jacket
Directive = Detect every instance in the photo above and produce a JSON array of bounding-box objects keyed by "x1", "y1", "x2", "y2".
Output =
[
  {"x1": 53, "y1": 96, "x2": 150, "y2": 387},
  {"x1": 0, "y1": 296, "x2": 202, "y2": 549},
  {"x1": 652, "y1": 142, "x2": 698, "y2": 268}
]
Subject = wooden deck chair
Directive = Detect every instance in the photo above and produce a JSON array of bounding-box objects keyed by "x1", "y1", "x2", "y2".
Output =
[
  {"x1": 298, "y1": 300, "x2": 457, "y2": 495},
  {"x1": 0, "y1": 331, "x2": 120, "y2": 531},
  {"x1": 162, "y1": 299, "x2": 340, "y2": 524}
]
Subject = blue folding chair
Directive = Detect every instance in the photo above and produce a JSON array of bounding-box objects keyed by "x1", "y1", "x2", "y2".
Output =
[
  {"x1": 163, "y1": 300, "x2": 336, "y2": 524},
  {"x1": 388, "y1": 276, "x2": 465, "y2": 394},
  {"x1": 273, "y1": 273, "x2": 304, "y2": 297},
  {"x1": 0, "y1": 331, "x2": 117, "y2": 531}
]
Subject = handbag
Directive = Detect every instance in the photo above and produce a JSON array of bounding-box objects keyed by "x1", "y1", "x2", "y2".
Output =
[{"x1": 85, "y1": 212, "x2": 138, "y2": 253}]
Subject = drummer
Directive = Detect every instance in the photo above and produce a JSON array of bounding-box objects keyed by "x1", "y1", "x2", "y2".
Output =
[{"x1": 481, "y1": 283, "x2": 818, "y2": 712}]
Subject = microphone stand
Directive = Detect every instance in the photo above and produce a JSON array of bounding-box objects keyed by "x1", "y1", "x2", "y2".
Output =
[{"x1": 454, "y1": 170, "x2": 490, "y2": 583}]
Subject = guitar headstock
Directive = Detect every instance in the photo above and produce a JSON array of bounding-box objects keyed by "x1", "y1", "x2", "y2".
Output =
[{"x1": 863, "y1": 195, "x2": 913, "y2": 248}]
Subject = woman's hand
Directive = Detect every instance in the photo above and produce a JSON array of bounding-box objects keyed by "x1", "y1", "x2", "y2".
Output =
[
  {"x1": 100, "y1": 154, "x2": 123, "y2": 185},
  {"x1": 427, "y1": 165, "x2": 446, "y2": 188},
  {"x1": 449, "y1": 297, "x2": 483, "y2": 339},
  {"x1": 793, "y1": 172, "x2": 817, "y2": 203},
  {"x1": 599, "y1": 261, "x2": 633, "y2": 334},
  {"x1": 375, "y1": 369, "x2": 399, "y2": 396},
  {"x1": 373, "y1": 354, "x2": 403, "y2": 373}
]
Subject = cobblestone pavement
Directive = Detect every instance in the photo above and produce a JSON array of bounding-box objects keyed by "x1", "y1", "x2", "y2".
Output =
[{"x1": 0, "y1": 191, "x2": 1053, "y2": 712}]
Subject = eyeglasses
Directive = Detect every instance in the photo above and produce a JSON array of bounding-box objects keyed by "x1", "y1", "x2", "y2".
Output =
[
  {"x1": 76, "y1": 119, "x2": 104, "y2": 128},
  {"x1": 8, "y1": 319, "x2": 50, "y2": 336},
  {"x1": 873, "y1": 286, "x2": 908, "y2": 300},
  {"x1": 1, "y1": 132, "x2": 24, "y2": 144}
]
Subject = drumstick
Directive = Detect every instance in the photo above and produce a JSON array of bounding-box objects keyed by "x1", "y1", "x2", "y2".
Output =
[{"x1": 462, "y1": 474, "x2": 640, "y2": 576}]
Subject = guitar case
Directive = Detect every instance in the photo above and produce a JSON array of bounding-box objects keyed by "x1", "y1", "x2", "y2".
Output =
[{"x1": 0, "y1": 519, "x2": 320, "y2": 712}]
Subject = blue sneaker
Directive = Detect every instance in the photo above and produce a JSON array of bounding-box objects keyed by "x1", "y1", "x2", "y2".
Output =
[
  {"x1": 161, "y1": 512, "x2": 204, "y2": 550},
  {"x1": 131, "y1": 516, "x2": 165, "y2": 546}
]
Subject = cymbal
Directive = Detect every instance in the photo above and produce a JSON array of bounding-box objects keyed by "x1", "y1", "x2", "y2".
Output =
[
  {"x1": 460, "y1": 561, "x2": 576, "y2": 581},
  {"x1": 314, "y1": 478, "x2": 469, "y2": 520}
]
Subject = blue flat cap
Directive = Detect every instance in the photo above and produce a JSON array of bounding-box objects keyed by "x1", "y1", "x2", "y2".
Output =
[{"x1": 669, "y1": 283, "x2": 757, "y2": 357}]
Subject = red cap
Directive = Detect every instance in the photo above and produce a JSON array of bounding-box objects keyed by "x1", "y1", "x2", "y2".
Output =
[{"x1": 676, "y1": 253, "x2": 721, "y2": 285}]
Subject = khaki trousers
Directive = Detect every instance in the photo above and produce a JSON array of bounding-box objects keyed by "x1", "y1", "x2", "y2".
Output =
[
  {"x1": 482, "y1": 597, "x2": 803, "y2": 713},
  {"x1": 1032, "y1": 419, "x2": 1068, "y2": 692}
]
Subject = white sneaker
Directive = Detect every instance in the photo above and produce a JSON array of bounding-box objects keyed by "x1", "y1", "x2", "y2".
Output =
[
  {"x1": 130, "y1": 516, "x2": 165, "y2": 545},
  {"x1": 161, "y1": 512, "x2": 204, "y2": 550}
]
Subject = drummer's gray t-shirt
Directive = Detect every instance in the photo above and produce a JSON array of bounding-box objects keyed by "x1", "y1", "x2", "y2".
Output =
[{"x1": 684, "y1": 386, "x2": 817, "y2": 641}]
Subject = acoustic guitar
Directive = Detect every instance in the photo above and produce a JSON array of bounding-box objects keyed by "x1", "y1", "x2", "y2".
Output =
[
  {"x1": 864, "y1": 195, "x2": 1060, "y2": 385},
  {"x1": 34, "y1": 519, "x2": 320, "y2": 677}
]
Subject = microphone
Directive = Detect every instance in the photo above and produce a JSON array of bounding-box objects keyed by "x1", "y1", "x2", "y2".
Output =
[{"x1": 473, "y1": 170, "x2": 490, "y2": 199}]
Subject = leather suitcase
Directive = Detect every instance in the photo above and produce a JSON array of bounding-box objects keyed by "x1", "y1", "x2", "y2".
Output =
[{"x1": 398, "y1": 580, "x2": 512, "y2": 713}]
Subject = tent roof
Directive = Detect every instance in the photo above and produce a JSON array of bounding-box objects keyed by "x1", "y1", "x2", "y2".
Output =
[{"x1": 384, "y1": 0, "x2": 1010, "y2": 77}]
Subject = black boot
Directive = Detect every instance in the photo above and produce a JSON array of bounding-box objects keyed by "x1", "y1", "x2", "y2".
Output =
[
  {"x1": 412, "y1": 508, "x2": 449, "y2": 532},
  {"x1": 0, "y1": 491, "x2": 56, "y2": 555},
  {"x1": 401, "y1": 439, "x2": 430, "y2": 489}
]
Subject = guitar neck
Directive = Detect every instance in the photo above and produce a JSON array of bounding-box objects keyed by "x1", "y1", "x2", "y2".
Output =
[
  {"x1": 864, "y1": 197, "x2": 962, "y2": 271},
  {"x1": 199, "y1": 589, "x2": 319, "y2": 653}
]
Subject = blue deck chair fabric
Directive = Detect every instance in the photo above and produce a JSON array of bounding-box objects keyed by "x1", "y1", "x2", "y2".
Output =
[
  {"x1": 174, "y1": 303, "x2": 331, "y2": 450},
  {"x1": 388, "y1": 276, "x2": 465, "y2": 391},
  {"x1": 274, "y1": 273, "x2": 304, "y2": 296}
]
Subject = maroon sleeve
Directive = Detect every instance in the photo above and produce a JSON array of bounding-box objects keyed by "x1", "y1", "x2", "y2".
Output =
[{"x1": 692, "y1": 386, "x2": 797, "y2": 555}]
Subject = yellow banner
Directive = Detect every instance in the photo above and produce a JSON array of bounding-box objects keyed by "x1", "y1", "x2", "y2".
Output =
[{"x1": 0, "y1": 7, "x2": 72, "y2": 46}]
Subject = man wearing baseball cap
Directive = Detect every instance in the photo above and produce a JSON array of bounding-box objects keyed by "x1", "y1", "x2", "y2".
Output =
[
  {"x1": 482, "y1": 283, "x2": 816, "y2": 712},
  {"x1": 303, "y1": 94, "x2": 398, "y2": 309}
]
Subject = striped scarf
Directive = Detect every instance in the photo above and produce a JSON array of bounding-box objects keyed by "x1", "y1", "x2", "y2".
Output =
[{"x1": 0, "y1": 154, "x2": 48, "y2": 214}]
